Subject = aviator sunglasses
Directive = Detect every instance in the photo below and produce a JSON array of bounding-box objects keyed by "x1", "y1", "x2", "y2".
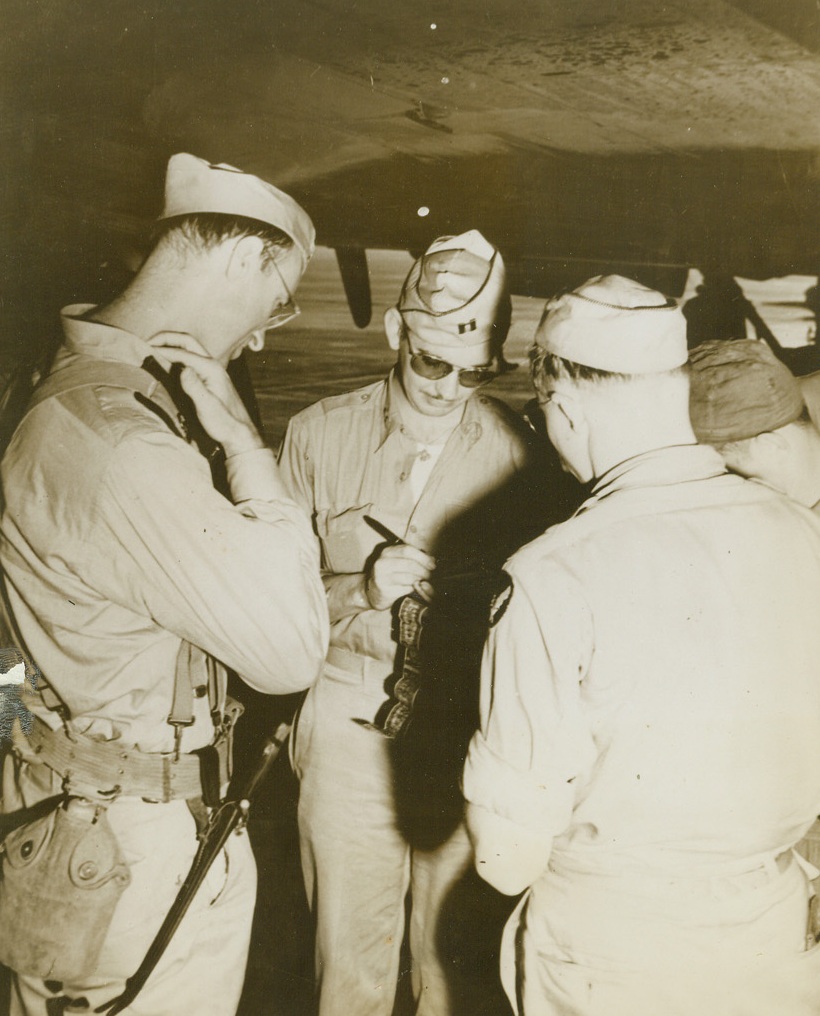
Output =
[{"x1": 404, "y1": 331, "x2": 498, "y2": 389}]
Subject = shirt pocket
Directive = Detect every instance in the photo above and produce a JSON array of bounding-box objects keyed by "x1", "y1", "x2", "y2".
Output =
[{"x1": 314, "y1": 503, "x2": 377, "y2": 574}]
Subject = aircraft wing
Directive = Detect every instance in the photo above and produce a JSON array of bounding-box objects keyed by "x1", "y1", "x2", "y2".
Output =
[{"x1": 2, "y1": 0, "x2": 819, "y2": 326}]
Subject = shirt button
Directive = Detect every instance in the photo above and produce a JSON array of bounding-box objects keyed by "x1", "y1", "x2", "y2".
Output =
[
  {"x1": 409, "y1": 525, "x2": 417, "y2": 534},
  {"x1": 399, "y1": 471, "x2": 407, "y2": 481},
  {"x1": 361, "y1": 393, "x2": 370, "y2": 401}
]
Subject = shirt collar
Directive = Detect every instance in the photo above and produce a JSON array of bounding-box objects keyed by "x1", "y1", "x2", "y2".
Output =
[
  {"x1": 56, "y1": 304, "x2": 156, "y2": 370},
  {"x1": 54, "y1": 305, "x2": 206, "y2": 449},
  {"x1": 586, "y1": 444, "x2": 728, "y2": 507},
  {"x1": 381, "y1": 370, "x2": 404, "y2": 441}
]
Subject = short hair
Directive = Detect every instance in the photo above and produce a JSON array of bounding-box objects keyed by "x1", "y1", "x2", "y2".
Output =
[
  {"x1": 530, "y1": 346, "x2": 632, "y2": 385},
  {"x1": 529, "y1": 345, "x2": 688, "y2": 387},
  {"x1": 153, "y1": 212, "x2": 294, "y2": 266}
]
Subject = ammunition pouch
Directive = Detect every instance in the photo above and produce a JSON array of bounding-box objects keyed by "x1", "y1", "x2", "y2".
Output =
[{"x1": 0, "y1": 797, "x2": 131, "y2": 981}]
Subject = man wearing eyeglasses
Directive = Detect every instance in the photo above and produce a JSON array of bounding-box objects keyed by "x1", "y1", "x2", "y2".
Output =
[
  {"x1": 0, "y1": 153, "x2": 328, "y2": 1015},
  {"x1": 463, "y1": 276, "x2": 820, "y2": 1016},
  {"x1": 277, "y1": 231, "x2": 561, "y2": 1016}
]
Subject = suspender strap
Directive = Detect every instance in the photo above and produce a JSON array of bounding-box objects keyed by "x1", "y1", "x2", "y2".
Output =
[
  {"x1": 168, "y1": 643, "x2": 196, "y2": 760},
  {"x1": 169, "y1": 641, "x2": 227, "y2": 728},
  {"x1": 12, "y1": 356, "x2": 239, "y2": 790},
  {"x1": 19, "y1": 357, "x2": 199, "y2": 740},
  {"x1": 23, "y1": 360, "x2": 174, "y2": 419}
]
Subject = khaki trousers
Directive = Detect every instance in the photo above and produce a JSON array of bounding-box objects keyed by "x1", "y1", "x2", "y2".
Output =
[
  {"x1": 4, "y1": 756, "x2": 256, "y2": 1016},
  {"x1": 293, "y1": 664, "x2": 474, "y2": 1016}
]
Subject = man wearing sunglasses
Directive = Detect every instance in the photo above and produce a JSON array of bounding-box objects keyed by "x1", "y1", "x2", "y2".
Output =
[
  {"x1": 0, "y1": 153, "x2": 328, "y2": 1015},
  {"x1": 278, "y1": 231, "x2": 561, "y2": 1016}
]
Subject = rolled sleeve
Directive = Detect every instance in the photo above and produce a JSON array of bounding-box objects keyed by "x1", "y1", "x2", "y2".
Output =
[
  {"x1": 226, "y1": 445, "x2": 321, "y2": 541},
  {"x1": 86, "y1": 430, "x2": 329, "y2": 694},
  {"x1": 225, "y1": 446, "x2": 288, "y2": 504}
]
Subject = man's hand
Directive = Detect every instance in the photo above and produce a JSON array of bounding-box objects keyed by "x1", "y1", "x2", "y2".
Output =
[
  {"x1": 365, "y1": 544, "x2": 436, "y2": 610},
  {"x1": 146, "y1": 332, "x2": 264, "y2": 458}
]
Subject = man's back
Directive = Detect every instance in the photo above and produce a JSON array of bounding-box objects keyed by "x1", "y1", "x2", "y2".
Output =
[
  {"x1": 0, "y1": 153, "x2": 328, "y2": 1016},
  {"x1": 504, "y1": 446, "x2": 820, "y2": 869},
  {"x1": 466, "y1": 274, "x2": 820, "y2": 1016},
  {"x1": 467, "y1": 444, "x2": 820, "y2": 1014},
  {"x1": 2, "y1": 334, "x2": 325, "y2": 751}
]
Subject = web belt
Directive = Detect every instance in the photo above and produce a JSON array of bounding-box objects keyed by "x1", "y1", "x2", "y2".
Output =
[{"x1": 23, "y1": 710, "x2": 239, "y2": 803}]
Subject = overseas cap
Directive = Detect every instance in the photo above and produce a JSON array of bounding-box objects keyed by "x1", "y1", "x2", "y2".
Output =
[
  {"x1": 688, "y1": 338, "x2": 804, "y2": 443},
  {"x1": 534, "y1": 274, "x2": 687, "y2": 374},
  {"x1": 398, "y1": 230, "x2": 509, "y2": 351},
  {"x1": 160, "y1": 153, "x2": 316, "y2": 269}
]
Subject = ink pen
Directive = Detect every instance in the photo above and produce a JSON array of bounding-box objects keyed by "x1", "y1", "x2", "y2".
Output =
[
  {"x1": 363, "y1": 515, "x2": 433, "y2": 603},
  {"x1": 364, "y1": 516, "x2": 481, "y2": 586},
  {"x1": 363, "y1": 514, "x2": 404, "y2": 546}
]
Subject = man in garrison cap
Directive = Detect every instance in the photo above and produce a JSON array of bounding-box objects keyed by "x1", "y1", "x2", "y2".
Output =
[
  {"x1": 278, "y1": 232, "x2": 565, "y2": 1016},
  {"x1": 0, "y1": 153, "x2": 328, "y2": 1014},
  {"x1": 463, "y1": 275, "x2": 820, "y2": 1016}
]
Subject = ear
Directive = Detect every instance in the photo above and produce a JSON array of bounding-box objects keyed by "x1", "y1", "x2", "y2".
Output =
[
  {"x1": 753, "y1": 429, "x2": 788, "y2": 454},
  {"x1": 532, "y1": 370, "x2": 550, "y2": 405},
  {"x1": 543, "y1": 388, "x2": 592, "y2": 483},
  {"x1": 225, "y1": 235, "x2": 266, "y2": 281},
  {"x1": 550, "y1": 389, "x2": 585, "y2": 434},
  {"x1": 719, "y1": 432, "x2": 779, "y2": 481},
  {"x1": 384, "y1": 307, "x2": 403, "y2": 352}
]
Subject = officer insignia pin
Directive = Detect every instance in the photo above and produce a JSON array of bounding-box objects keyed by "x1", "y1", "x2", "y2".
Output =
[{"x1": 489, "y1": 572, "x2": 514, "y2": 627}]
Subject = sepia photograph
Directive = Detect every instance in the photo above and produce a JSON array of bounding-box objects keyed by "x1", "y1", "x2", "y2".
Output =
[{"x1": 1, "y1": 2, "x2": 819, "y2": 1014}]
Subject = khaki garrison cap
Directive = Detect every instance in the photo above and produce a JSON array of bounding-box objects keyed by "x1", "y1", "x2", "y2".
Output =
[
  {"x1": 160, "y1": 153, "x2": 316, "y2": 269},
  {"x1": 534, "y1": 274, "x2": 687, "y2": 374},
  {"x1": 398, "y1": 231, "x2": 509, "y2": 352}
]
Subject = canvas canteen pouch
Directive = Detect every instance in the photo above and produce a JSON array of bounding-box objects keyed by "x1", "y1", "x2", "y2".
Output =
[{"x1": 0, "y1": 796, "x2": 131, "y2": 980}]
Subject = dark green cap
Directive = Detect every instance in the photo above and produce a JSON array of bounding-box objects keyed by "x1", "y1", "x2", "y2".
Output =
[{"x1": 689, "y1": 338, "x2": 804, "y2": 443}]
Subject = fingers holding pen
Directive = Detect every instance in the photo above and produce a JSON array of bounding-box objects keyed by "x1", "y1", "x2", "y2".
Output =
[{"x1": 365, "y1": 544, "x2": 436, "y2": 610}]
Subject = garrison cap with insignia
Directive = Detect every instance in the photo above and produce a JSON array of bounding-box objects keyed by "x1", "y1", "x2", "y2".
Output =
[{"x1": 398, "y1": 230, "x2": 510, "y2": 357}]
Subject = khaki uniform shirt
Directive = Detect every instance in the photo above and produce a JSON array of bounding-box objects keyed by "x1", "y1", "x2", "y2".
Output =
[
  {"x1": 465, "y1": 444, "x2": 820, "y2": 875},
  {"x1": 278, "y1": 373, "x2": 541, "y2": 665},
  {"x1": 0, "y1": 306, "x2": 328, "y2": 754}
]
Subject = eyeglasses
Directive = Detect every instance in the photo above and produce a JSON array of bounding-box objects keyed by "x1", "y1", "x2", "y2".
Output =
[
  {"x1": 263, "y1": 258, "x2": 301, "y2": 331},
  {"x1": 405, "y1": 332, "x2": 498, "y2": 389}
]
